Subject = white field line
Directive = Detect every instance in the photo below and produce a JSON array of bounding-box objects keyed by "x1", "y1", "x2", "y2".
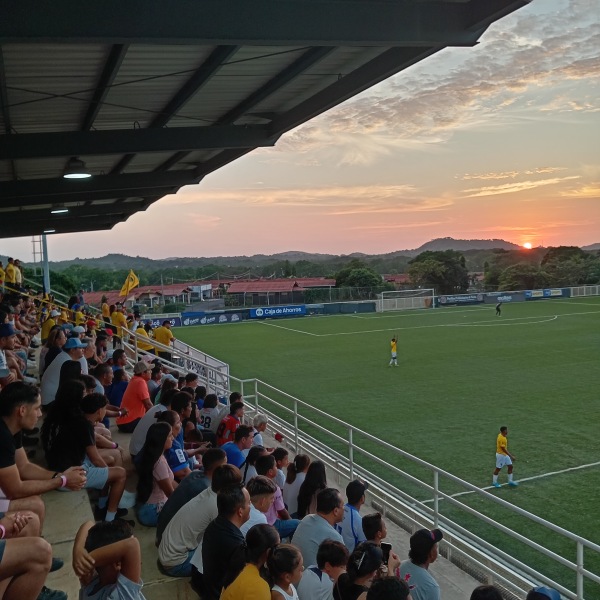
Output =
[
  {"x1": 422, "y1": 460, "x2": 600, "y2": 504},
  {"x1": 257, "y1": 320, "x2": 319, "y2": 336},
  {"x1": 446, "y1": 315, "x2": 558, "y2": 327}
]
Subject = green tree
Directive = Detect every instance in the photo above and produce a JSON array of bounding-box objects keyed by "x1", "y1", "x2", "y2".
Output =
[
  {"x1": 497, "y1": 263, "x2": 549, "y2": 290},
  {"x1": 408, "y1": 250, "x2": 469, "y2": 294},
  {"x1": 342, "y1": 268, "x2": 382, "y2": 288}
]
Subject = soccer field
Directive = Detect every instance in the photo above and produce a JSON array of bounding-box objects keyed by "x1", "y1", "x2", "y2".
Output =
[{"x1": 176, "y1": 296, "x2": 600, "y2": 590}]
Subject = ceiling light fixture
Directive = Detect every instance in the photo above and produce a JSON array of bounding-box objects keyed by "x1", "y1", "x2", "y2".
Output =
[
  {"x1": 43, "y1": 229, "x2": 56, "y2": 233},
  {"x1": 63, "y1": 157, "x2": 92, "y2": 179},
  {"x1": 51, "y1": 208, "x2": 69, "y2": 214}
]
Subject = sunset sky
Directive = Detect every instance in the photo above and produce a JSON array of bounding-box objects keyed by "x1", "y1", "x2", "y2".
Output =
[{"x1": 3, "y1": 0, "x2": 599, "y2": 262}]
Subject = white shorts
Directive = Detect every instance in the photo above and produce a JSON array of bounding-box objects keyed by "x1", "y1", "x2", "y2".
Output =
[
  {"x1": 496, "y1": 453, "x2": 512, "y2": 469},
  {"x1": 391, "y1": 353, "x2": 397, "y2": 359}
]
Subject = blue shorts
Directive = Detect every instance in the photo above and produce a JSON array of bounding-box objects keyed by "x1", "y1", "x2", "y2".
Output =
[
  {"x1": 161, "y1": 550, "x2": 194, "y2": 577},
  {"x1": 82, "y1": 456, "x2": 109, "y2": 490},
  {"x1": 137, "y1": 503, "x2": 162, "y2": 527}
]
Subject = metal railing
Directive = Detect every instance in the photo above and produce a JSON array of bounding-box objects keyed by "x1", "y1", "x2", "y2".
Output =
[{"x1": 236, "y1": 378, "x2": 600, "y2": 600}]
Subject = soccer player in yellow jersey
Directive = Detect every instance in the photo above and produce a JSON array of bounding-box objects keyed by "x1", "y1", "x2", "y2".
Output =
[
  {"x1": 388, "y1": 337, "x2": 398, "y2": 367},
  {"x1": 493, "y1": 426, "x2": 518, "y2": 488}
]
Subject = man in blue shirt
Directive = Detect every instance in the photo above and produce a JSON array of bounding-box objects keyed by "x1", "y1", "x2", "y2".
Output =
[
  {"x1": 336, "y1": 479, "x2": 368, "y2": 552},
  {"x1": 221, "y1": 425, "x2": 253, "y2": 468}
]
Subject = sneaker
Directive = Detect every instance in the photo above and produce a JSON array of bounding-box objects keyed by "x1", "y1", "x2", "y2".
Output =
[
  {"x1": 50, "y1": 557, "x2": 64, "y2": 572},
  {"x1": 37, "y1": 586, "x2": 67, "y2": 600},
  {"x1": 94, "y1": 506, "x2": 129, "y2": 521},
  {"x1": 118, "y1": 490, "x2": 137, "y2": 509},
  {"x1": 492, "y1": 482, "x2": 501, "y2": 488},
  {"x1": 508, "y1": 481, "x2": 519, "y2": 487}
]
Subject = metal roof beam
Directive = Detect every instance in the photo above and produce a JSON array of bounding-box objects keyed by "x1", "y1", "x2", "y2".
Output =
[
  {"x1": 0, "y1": 125, "x2": 277, "y2": 160},
  {"x1": 0, "y1": 218, "x2": 123, "y2": 239},
  {"x1": 80, "y1": 44, "x2": 128, "y2": 131},
  {"x1": 0, "y1": 0, "x2": 530, "y2": 46},
  {"x1": 0, "y1": 47, "x2": 17, "y2": 180},
  {"x1": 4, "y1": 200, "x2": 148, "y2": 223},
  {"x1": 0, "y1": 170, "x2": 200, "y2": 201}
]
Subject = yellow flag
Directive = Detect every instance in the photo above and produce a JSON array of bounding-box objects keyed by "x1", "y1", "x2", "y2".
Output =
[{"x1": 119, "y1": 270, "x2": 140, "y2": 297}]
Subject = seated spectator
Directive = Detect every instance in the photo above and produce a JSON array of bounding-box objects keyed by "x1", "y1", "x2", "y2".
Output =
[
  {"x1": 283, "y1": 454, "x2": 310, "y2": 518},
  {"x1": 242, "y1": 445, "x2": 269, "y2": 484},
  {"x1": 297, "y1": 460, "x2": 327, "y2": 519},
  {"x1": 104, "y1": 368, "x2": 127, "y2": 409},
  {"x1": 41, "y1": 326, "x2": 66, "y2": 376},
  {"x1": 255, "y1": 454, "x2": 299, "y2": 539},
  {"x1": 40, "y1": 309, "x2": 60, "y2": 343},
  {"x1": 168, "y1": 391, "x2": 204, "y2": 479},
  {"x1": 470, "y1": 586, "x2": 503, "y2": 600},
  {"x1": 72, "y1": 520, "x2": 144, "y2": 599},
  {"x1": 334, "y1": 542, "x2": 387, "y2": 600},
  {"x1": 273, "y1": 447, "x2": 289, "y2": 489},
  {"x1": 152, "y1": 375, "x2": 177, "y2": 406},
  {"x1": 110, "y1": 349, "x2": 129, "y2": 380},
  {"x1": 40, "y1": 336, "x2": 88, "y2": 406},
  {"x1": 156, "y1": 448, "x2": 227, "y2": 544},
  {"x1": 147, "y1": 366, "x2": 162, "y2": 396},
  {"x1": 159, "y1": 464, "x2": 242, "y2": 579},
  {"x1": 297, "y1": 539, "x2": 349, "y2": 600},
  {"x1": 222, "y1": 425, "x2": 254, "y2": 468},
  {"x1": 129, "y1": 387, "x2": 178, "y2": 459},
  {"x1": 0, "y1": 324, "x2": 20, "y2": 387},
  {"x1": 194, "y1": 384, "x2": 206, "y2": 409},
  {"x1": 221, "y1": 523, "x2": 280, "y2": 600},
  {"x1": 0, "y1": 382, "x2": 86, "y2": 528},
  {"x1": 216, "y1": 400, "x2": 245, "y2": 446},
  {"x1": 198, "y1": 393, "x2": 227, "y2": 436},
  {"x1": 362, "y1": 512, "x2": 387, "y2": 546},
  {"x1": 337, "y1": 479, "x2": 369, "y2": 553},
  {"x1": 201, "y1": 483, "x2": 251, "y2": 600},
  {"x1": 269, "y1": 543, "x2": 304, "y2": 600},
  {"x1": 526, "y1": 587, "x2": 560, "y2": 600},
  {"x1": 293, "y1": 488, "x2": 345, "y2": 567},
  {"x1": 135, "y1": 422, "x2": 177, "y2": 526},
  {"x1": 367, "y1": 577, "x2": 412, "y2": 600},
  {"x1": 252, "y1": 413, "x2": 268, "y2": 447},
  {"x1": 399, "y1": 529, "x2": 443, "y2": 600},
  {"x1": 116, "y1": 361, "x2": 152, "y2": 433},
  {"x1": 240, "y1": 475, "x2": 277, "y2": 536},
  {"x1": 159, "y1": 409, "x2": 191, "y2": 481},
  {"x1": 43, "y1": 386, "x2": 128, "y2": 523}
]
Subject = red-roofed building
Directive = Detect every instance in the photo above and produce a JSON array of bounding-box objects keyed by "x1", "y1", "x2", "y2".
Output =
[
  {"x1": 226, "y1": 279, "x2": 305, "y2": 306},
  {"x1": 383, "y1": 274, "x2": 410, "y2": 289}
]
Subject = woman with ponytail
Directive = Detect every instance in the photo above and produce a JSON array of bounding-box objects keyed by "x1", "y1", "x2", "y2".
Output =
[
  {"x1": 221, "y1": 523, "x2": 280, "y2": 600},
  {"x1": 283, "y1": 454, "x2": 310, "y2": 517}
]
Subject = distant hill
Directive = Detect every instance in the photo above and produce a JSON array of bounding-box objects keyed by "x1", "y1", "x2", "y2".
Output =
[
  {"x1": 583, "y1": 243, "x2": 600, "y2": 251},
  {"x1": 411, "y1": 237, "x2": 521, "y2": 254},
  {"x1": 44, "y1": 239, "x2": 527, "y2": 271}
]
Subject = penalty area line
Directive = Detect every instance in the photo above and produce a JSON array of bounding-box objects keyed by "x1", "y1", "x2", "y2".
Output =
[
  {"x1": 257, "y1": 321, "x2": 319, "y2": 337},
  {"x1": 422, "y1": 460, "x2": 600, "y2": 504}
]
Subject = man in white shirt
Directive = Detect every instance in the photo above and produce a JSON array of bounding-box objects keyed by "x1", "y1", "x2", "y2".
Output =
[
  {"x1": 240, "y1": 475, "x2": 276, "y2": 536},
  {"x1": 40, "y1": 337, "x2": 88, "y2": 406}
]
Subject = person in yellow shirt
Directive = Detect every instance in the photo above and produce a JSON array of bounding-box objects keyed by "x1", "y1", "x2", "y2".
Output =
[
  {"x1": 493, "y1": 426, "x2": 518, "y2": 488},
  {"x1": 74, "y1": 308, "x2": 86, "y2": 326},
  {"x1": 110, "y1": 305, "x2": 128, "y2": 337},
  {"x1": 0, "y1": 260, "x2": 5, "y2": 287},
  {"x1": 41, "y1": 309, "x2": 61, "y2": 342},
  {"x1": 101, "y1": 296, "x2": 111, "y2": 324},
  {"x1": 153, "y1": 320, "x2": 175, "y2": 361},
  {"x1": 4, "y1": 257, "x2": 16, "y2": 289},
  {"x1": 134, "y1": 322, "x2": 155, "y2": 358},
  {"x1": 388, "y1": 337, "x2": 398, "y2": 367}
]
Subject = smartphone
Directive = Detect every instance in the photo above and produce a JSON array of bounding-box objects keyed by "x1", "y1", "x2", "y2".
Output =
[{"x1": 381, "y1": 542, "x2": 392, "y2": 565}]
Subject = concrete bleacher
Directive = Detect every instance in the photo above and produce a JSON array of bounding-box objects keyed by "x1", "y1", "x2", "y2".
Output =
[{"x1": 37, "y1": 423, "x2": 480, "y2": 600}]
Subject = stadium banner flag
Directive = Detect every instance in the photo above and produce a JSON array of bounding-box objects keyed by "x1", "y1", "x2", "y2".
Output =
[
  {"x1": 146, "y1": 316, "x2": 182, "y2": 328},
  {"x1": 181, "y1": 312, "x2": 242, "y2": 326},
  {"x1": 250, "y1": 305, "x2": 307, "y2": 319},
  {"x1": 438, "y1": 294, "x2": 484, "y2": 306},
  {"x1": 525, "y1": 288, "x2": 570, "y2": 300},
  {"x1": 119, "y1": 269, "x2": 140, "y2": 297},
  {"x1": 484, "y1": 292, "x2": 526, "y2": 303}
]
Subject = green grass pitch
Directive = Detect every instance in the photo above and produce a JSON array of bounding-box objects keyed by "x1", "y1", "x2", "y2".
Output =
[{"x1": 176, "y1": 296, "x2": 600, "y2": 591}]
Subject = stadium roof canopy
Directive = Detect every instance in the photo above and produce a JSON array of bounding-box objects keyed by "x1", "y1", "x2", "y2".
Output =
[{"x1": 0, "y1": 0, "x2": 530, "y2": 239}]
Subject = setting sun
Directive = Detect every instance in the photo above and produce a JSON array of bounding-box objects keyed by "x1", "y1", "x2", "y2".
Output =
[{"x1": 523, "y1": 242, "x2": 533, "y2": 249}]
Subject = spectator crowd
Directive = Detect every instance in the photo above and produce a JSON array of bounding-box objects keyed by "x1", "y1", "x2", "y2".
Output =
[{"x1": 0, "y1": 272, "x2": 563, "y2": 600}]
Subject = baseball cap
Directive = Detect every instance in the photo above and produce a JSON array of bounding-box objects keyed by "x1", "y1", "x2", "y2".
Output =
[
  {"x1": 409, "y1": 528, "x2": 443, "y2": 555},
  {"x1": 104, "y1": 329, "x2": 113, "y2": 336},
  {"x1": 133, "y1": 360, "x2": 151, "y2": 375},
  {"x1": 50, "y1": 309, "x2": 60, "y2": 317},
  {"x1": 346, "y1": 479, "x2": 369, "y2": 504},
  {"x1": 0, "y1": 323, "x2": 17, "y2": 338},
  {"x1": 141, "y1": 354, "x2": 155, "y2": 365},
  {"x1": 530, "y1": 587, "x2": 560, "y2": 600},
  {"x1": 64, "y1": 337, "x2": 88, "y2": 349},
  {"x1": 73, "y1": 326, "x2": 86, "y2": 334}
]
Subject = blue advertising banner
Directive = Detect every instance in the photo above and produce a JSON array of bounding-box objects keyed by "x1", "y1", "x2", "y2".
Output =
[
  {"x1": 525, "y1": 288, "x2": 570, "y2": 300},
  {"x1": 438, "y1": 294, "x2": 484, "y2": 306},
  {"x1": 181, "y1": 312, "x2": 242, "y2": 326},
  {"x1": 250, "y1": 305, "x2": 307, "y2": 319},
  {"x1": 484, "y1": 292, "x2": 526, "y2": 303},
  {"x1": 145, "y1": 317, "x2": 182, "y2": 328}
]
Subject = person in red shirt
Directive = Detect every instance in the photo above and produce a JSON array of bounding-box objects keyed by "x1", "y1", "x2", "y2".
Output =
[
  {"x1": 216, "y1": 401, "x2": 245, "y2": 446},
  {"x1": 116, "y1": 361, "x2": 152, "y2": 433}
]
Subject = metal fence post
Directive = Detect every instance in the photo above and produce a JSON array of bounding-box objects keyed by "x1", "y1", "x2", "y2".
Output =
[
  {"x1": 577, "y1": 541, "x2": 583, "y2": 599},
  {"x1": 254, "y1": 379, "x2": 259, "y2": 408},
  {"x1": 349, "y1": 428, "x2": 354, "y2": 482},
  {"x1": 293, "y1": 399, "x2": 299, "y2": 453},
  {"x1": 433, "y1": 471, "x2": 439, "y2": 528}
]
